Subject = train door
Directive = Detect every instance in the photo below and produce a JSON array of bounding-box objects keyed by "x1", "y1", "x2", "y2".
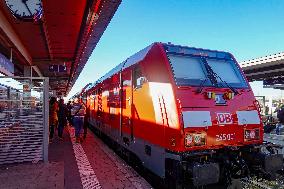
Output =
[{"x1": 120, "y1": 68, "x2": 133, "y2": 145}]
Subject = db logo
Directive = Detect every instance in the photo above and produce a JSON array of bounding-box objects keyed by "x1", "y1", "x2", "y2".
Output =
[{"x1": 217, "y1": 113, "x2": 232, "y2": 124}]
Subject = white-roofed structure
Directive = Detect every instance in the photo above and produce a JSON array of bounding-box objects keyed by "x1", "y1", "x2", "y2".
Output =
[{"x1": 240, "y1": 52, "x2": 284, "y2": 82}]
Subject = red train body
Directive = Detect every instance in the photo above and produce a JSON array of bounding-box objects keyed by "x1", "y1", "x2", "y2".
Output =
[{"x1": 81, "y1": 43, "x2": 283, "y2": 187}]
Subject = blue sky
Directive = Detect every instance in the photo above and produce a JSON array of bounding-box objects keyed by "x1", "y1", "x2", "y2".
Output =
[{"x1": 68, "y1": 0, "x2": 284, "y2": 99}]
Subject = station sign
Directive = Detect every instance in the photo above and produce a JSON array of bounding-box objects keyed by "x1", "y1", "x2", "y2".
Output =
[
  {"x1": 59, "y1": 65, "x2": 67, "y2": 72},
  {"x1": 0, "y1": 53, "x2": 14, "y2": 76},
  {"x1": 49, "y1": 65, "x2": 58, "y2": 72},
  {"x1": 49, "y1": 65, "x2": 67, "y2": 73}
]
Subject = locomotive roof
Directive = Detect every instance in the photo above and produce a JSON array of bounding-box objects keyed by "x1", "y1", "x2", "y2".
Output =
[
  {"x1": 90, "y1": 42, "x2": 232, "y2": 88},
  {"x1": 81, "y1": 83, "x2": 93, "y2": 94},
  {"x1": 91, "y1": 43, "x2": 155, "y2": 87}
]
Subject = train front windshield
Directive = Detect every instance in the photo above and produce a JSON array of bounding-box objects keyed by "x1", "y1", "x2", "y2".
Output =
[{"x1": 168, "y1": 55, "x2": 248, "y2": 88}]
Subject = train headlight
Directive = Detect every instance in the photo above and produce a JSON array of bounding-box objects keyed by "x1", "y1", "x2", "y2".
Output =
[
  {"x1": 185, "y1": 133, "x2": 206, "y2": 147},
  {"x1": 185, "y1": 134, "x2": 193, "y2": 147},
  {"x1": 194, "y1": 134, "x2": 201, "y2": 143},
  {"x1": 244, "y1": 128, "x2": 260, "y2": 141},
  {"x1": 193, "y1": 133, "x2": 206, "y2": 146},
  {"x1": 223, "y1": 92, "x2": 234, "y2": 100},
  {"x1": 250, "y1": 130, "x2": 256, "y2": 138},
  {"x1": 206, "y1": 92, "x2": 216, "y2": 99}
]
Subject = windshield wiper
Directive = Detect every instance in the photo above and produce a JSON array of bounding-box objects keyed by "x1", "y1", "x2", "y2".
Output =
[
  {"x1": 196, "y1": 58, "x2": 217, "y2": 93},
  {"x1": 196, "y1": 78, "x2": 208, "y2": 93},
  {"x1": 201, "y1": 58, "x2": 239, "y2": 95},
  {"x1": 201, "y1": 58, "x2": 218, "y2": 87},
  {"x1": 215, "y1": 75, "x2": 239, "y2": 95}
]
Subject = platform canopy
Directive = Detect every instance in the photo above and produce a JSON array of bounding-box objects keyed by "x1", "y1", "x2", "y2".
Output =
[
  {"x1": 240, "y1": 52, "x2": 284, "y2": 82},
  {"x1": 0, "y1": 0, "x2": 121, "y2": 96}
]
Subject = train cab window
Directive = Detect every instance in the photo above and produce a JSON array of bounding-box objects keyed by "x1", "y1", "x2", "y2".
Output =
[
  {"x1": 133, "y1": 66, "x2": 146, "y2": 89},
  {"x1": 168, "y1": 55, "x2": 247, "y2": 88},
  {"x1": 207, "y1": 59, "x2": 246, "y2": 87},
  {"x1": 169, "y1": 55, "x2": 206, "y2": 82}
]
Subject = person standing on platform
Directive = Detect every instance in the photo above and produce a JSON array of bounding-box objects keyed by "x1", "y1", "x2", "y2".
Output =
[
  {"x1": 49, "y1": 97, "x2": 59, "y2": 142},
  {"x1": 58, "y1": 99, "x2": 68, "y2": 140},
  {"x1": 66, "y1": 101, "x2": 72, "y2": 126},
  {"x1": 83, "y1": 105, "x2": 90, "y2": 139},
  {"x1": 71, "y1": 98, "x2": 86, "y2": 143}
]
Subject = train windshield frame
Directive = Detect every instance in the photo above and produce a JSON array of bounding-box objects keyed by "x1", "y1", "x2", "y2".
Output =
[{"x1": 168, "y1": 54, "x2": 248, "y2": 88}]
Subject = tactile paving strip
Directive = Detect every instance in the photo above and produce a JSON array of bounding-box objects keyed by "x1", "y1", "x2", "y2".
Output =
[{"x1": 68, "y1": 126, "x2": 102, "y2": 189}]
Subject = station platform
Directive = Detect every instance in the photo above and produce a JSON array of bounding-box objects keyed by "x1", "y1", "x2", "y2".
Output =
[{"x1": 0, "y1": 126, "x2": 152, "y2": 189}]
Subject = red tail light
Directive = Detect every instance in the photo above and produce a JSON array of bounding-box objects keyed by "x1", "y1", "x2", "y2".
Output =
[{"x1": 185, "y1": 134, "x2": 193, "y2": 147}]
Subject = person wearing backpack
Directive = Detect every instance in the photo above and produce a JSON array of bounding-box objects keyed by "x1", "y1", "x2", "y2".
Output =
[
  {"x1": 71, "y1": 97, "x2": 86, "y2": 143},
  {"x1": 83, "y1": 105, "x2": 90, "y2": 139},
  {"x1": 66, "y1": 101, "x2": 73, "y2": 126}
]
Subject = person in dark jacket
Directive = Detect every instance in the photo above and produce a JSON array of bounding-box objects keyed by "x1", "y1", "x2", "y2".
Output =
[
  {"x1": 58, "y1": 99, "x2": 68, "y2": 139},
  {"x1": 66, "y1": 101, "x2": 72, "y2": 126},
  {"x1": 83, "y1": 105, "x2": 90, "y2": 139}
]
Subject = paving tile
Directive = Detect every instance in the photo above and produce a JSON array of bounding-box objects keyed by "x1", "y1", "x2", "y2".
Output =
[
  {"x1": 81, "y1": 129, "x2": 152, "y2": 189},
  {"x1": 0, "y1": 162, "x2": 64, "y2": 189},
  {"x1": 0, "y1": 126, "x2": 152, "y2": 189}
]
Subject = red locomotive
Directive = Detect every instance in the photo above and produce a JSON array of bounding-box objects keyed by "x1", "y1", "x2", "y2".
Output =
[{"x1": 80, "y1": 42, "x2": 283, "y2": 188}]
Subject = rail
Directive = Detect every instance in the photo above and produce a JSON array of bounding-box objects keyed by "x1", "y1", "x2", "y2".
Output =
[{"x1": 242, "y1": 177, "x2": 284, "y2": 189}]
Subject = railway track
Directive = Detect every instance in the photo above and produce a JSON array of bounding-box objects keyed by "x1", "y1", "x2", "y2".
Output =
[
  {"x1": 242, "y1": 178, "x2": 272, "y2": 189},
  {"x1": 240, "y1": 134, "x2": 284, "y2": 189},
  {"x1": 242, "y1": 177, "x2": 284, "y2": 189},
  {"x1": 242, "y1": 133, "x2": 284, "y2": 189}
]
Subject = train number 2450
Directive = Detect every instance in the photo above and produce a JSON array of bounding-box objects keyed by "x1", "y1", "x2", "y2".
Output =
[{"x1": 216, "y1": 133, "x2": 235, "y2": 141}]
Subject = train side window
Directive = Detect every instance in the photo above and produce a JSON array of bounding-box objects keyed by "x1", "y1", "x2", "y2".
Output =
[{"x1": 133, "y1": 66, "x2": 146, "y2": 89}]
